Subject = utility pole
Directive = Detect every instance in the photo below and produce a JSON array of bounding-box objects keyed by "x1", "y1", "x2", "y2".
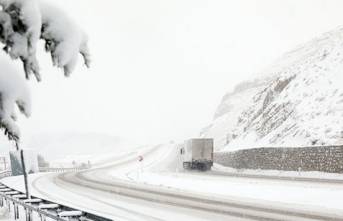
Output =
[{"x1": 16, "y1": 142, "x2": 30, "y2": 199}]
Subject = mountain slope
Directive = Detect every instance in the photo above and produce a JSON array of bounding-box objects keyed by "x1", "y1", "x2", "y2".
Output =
[{"x1": 201, "y1": 26, "x2": 343, "y2": 151}]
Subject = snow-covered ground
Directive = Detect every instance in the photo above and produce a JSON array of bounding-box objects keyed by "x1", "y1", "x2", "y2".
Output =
[
  {"x1": 212, "y1": 164, "x2": 343, "y2": 181},
  {"x1": 2, "y1": 144, "x2": 249, "y2": 221},
  {"x1": 116, "y1": 145, "x2": 343, "y2": 214},
  {"x1": 127, "y1": 170, "x2": 343, "y2": 212},
  {"x1": 0, "y1": 207, "x2": 10, "y2": 221},
  {"x1": 2, "y1": 143, "x2": 343, "y2": 221}
]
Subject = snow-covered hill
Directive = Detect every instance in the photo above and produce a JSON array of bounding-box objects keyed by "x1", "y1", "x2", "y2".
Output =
[
  {"x1": 201, "y1": 26, "x2": 343, "y2": 151},
  {"x1": 26, "y1": 132, "x2": 140, "y2": 166}
]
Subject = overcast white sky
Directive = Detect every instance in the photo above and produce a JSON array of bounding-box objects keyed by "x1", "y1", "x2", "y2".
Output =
[{"x1": 7, "y1": 0, "x2": 343, "y2": 148}]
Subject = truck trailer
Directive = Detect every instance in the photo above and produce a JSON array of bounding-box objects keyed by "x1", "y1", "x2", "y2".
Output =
[{"x1": 180, "y1": 138, "x2": 214, "y2": 171}]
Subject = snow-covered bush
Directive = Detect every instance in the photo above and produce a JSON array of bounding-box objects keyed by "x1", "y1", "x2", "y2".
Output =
[{"x1": 0, "y1": 0, "x2": 90, "y2": 142}]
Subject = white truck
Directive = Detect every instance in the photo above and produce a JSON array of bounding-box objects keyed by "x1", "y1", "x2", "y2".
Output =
[{"x1": 180, "y1": 138, "x2": 214, "y2": 171}]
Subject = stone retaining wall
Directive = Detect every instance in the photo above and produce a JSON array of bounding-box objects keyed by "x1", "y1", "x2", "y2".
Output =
[{"x1": 214, "y1": 145, "x2": 343, "y2": 173}]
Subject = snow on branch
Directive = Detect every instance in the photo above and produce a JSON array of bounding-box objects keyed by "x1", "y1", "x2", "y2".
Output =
[
  {"x1": 0, "y1": 53, "x2": 31, "y2": 141},
  {"x1": 0, "y1": 0, "x2": 90, "y2": 141},
  {"x1": 0, "y1": 0, "x2": 42, "y2": 81},
  {"x1": 40, "y1": 2, "x2": 90, "y2": 76}
]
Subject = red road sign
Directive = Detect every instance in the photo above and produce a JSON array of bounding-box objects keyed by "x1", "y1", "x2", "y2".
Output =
[{"x1": 138, "y1": 155, "x2": 143, "y2": 162}]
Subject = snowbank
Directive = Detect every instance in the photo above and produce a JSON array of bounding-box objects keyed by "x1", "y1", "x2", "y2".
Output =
[{"x1": 212, "y1": 163, "x2": 343, "y2": 180}]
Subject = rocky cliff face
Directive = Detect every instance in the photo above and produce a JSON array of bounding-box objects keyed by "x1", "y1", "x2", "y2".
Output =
[{"x1": 201, "y1": 27, "x2": 343, "y2": 151}]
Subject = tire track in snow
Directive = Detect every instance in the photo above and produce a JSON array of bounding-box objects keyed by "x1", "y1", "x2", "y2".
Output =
[
  {"x1": 31, "y1": 168, "x2": 164, "y2": 220},
  {"x1": 62, "y1": 168, "x2": 343, "y2": 221},
  {"x1": 52, "y1": 174, "x2": 164, "y2": 221},
  {"x1": 31, "y1": 174, "x2": 151, "y2": 221}
]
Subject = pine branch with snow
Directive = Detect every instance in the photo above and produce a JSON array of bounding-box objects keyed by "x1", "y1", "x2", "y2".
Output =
[{"x1": 0, "y1": 0, "x2": 90, "y2": 142}]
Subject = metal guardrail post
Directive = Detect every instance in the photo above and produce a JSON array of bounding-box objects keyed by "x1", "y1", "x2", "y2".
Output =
[
  {"x1": 39, "y1": 213, "x2": 46, "y2": 221},
  {"x1": 6, "y1": 198, "x2": 10, "y2": 212},
  {"x1": 0, "y1": 181, "x2": 112, "y2": 221},
  {"x1": 14, "y1": 203, "x2": 19, "y2": 220}
]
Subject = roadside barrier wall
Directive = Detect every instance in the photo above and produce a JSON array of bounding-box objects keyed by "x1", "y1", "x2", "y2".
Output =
[{"x1": 214, "y1": 145, "x2": 343, "y2": 173}]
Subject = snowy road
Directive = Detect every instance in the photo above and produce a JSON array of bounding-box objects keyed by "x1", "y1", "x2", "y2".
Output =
[
  {"x1": 57, "y1": 170, "x2": 343, "y2": 221},
  {"x1": 2, "y1": 144, "x2": 343, "y2": 221},
  {"x1": 3, "y1": 170, "x2": 252, "y2": 221},
  {"x1": 2, "y1": 145, "x2": 252, "y2": 221}
]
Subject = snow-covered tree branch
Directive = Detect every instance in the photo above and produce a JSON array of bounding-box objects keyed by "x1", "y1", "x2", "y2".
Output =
[{"x1": 0, "y1": 0, "x2": 90, "y2": 142}]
